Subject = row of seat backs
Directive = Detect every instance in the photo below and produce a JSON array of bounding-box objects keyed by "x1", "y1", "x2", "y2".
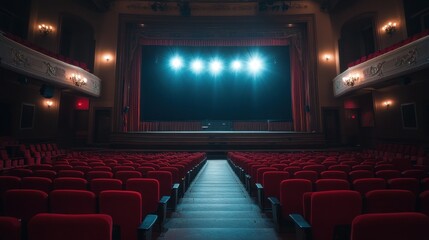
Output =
[
  {"x1": 1, "y1": 178, "x2": 161, "y2": 217},
  {"x1": 1, "y1": 188, "x2": 158, "y2": 240},
  {"x1": 279, "y1": 180, "x2": 429, "y2": 219},
  {"x1": 0, "y1": 170, "x2": 175, "y2": 195},
  {"x1": 258, "y1": 169, "x2": 427, "y2": 200},
  {"x1": 5, "y1": 165, "x2": 186, "y2": 182},
  {"x1": 293, "y1": 190, "x2": 429, "y2": 240},
  {"x1": 0, "y1": 213, "x2": 112, "y2": 240}
]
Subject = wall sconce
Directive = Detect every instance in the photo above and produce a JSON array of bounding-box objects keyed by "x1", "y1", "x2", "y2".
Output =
[
  {"x1": 383, "y1": 100, "x2": 392, "y2": 108},
  {"x1": 342, "y1": 73, "x2": 359, "y2": 87},
  {"x1": 70, "y1": 73, "x2": 87, "y2": 87},
  {"x1": 103, "y1": 54, "x2": 112, "y2": 62},
  {"x1": 46, "y1": 100, "x2": 53, "y2": 108},
  {"x1": 38, "y1": 24, "x2": 53, "y2": 36},
  {"x1": 324, "y1": 54, "x2": 331, "y2": 61},
  {"x1": 382, "y1": 22, "x2": 397, "y2": 36}
]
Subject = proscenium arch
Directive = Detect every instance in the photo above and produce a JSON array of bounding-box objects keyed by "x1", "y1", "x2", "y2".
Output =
[{"x1": 114, "y1": 15, "x2": 319, "y2": 133}]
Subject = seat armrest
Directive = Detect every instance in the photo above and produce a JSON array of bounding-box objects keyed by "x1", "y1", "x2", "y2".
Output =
[
  {"x1": 268, "y1": 197, "x2": 280, "y2": 205},
  {"x1": 245, "y1": 174, "x2": 251, "y2": 193},
  {"x1": 268, "y1": 197, "x2": 280, "y2": 231},
  {"x1": 256, "y1": 183, "x2": 264, "y2": 210},
  {"x1": 138, "y1": 214, "x2": 158, "y2": 240},
  {"x1": 289, "y1": 214, "x2": 311, "y2": 240},
  {"x1": 169, "y1": 184, "x2": 180, "y2": 211},
  {"x1": 158, "y1": 195, "x2": 170, "y2": 228},
  {"x1": 160, "y1": 196, "x2": 170, "y2": 205}
]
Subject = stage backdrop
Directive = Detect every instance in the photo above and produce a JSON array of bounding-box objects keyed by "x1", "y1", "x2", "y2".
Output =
[{"x1": 120, "y1": 34, "x2": 312, "y2": 132}]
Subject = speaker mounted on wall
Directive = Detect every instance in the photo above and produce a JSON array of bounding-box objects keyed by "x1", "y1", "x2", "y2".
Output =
[{"x1": 39, "y1": 84, "x2": 54, "y2": 98}]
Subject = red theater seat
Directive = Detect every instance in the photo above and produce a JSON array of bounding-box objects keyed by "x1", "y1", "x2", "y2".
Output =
[
  {"x1": 0, "y1": 216, "x2": 21, "y2": 240},
  {"x1": 283, "y1": 166, "x2": 302, "y2": 175},
  {"x1": 50, "y1": 190, "x2": 96, "y2": 214},
  {"x1": 3, "y1": 189, "x2": 48, "y2": 222},
  {"x1": 365, "y1": 189, "x2": 416, "y2": 213},
  {"x1": 328, "y1": 165, "x2": 351, "y2": 173},
  {"x1": 302, "y1": 164, "x2": 326, "y2": 173},
  {"x1": 351, "y1": 212, "x2": 429, "y2": 240},
  {"x1": 9, "y1": 168, "x2": 33, "y2": 178},
  {"x1": 53, "y1": 177, "x2": 88, "y2": 190},
  {"x1": 147, "y1": 171, "x2": 179, "y2": 211},
  {"x1": 375, "y1": 170, "x2": 402, "y2": 180},
  {"x1": 419, "y1": 190, "x2": 429, "y2": 216},
  {"x1": 99, "y1": 190, "x2": 157, "y2": 240},
  {"x1": 53, "y1": 164, "x2": 73, "y2": 171},
  {"x1": 269, "y1": 179, "x2": 313, "y2": 231},
  {"x1": 388, "y1": 178, "x2": 420, "y2": 195},
  {"x1": 33, "y1": 170, "x2": 57, "y2": 180},
  {"x1": 402, "y1": 169, "x2": 427, "y2": 179},
  {"x1": 320, "y1": 170, "x2": 348, "y2": 180},
  {"x1": 290, "y1": 190, "x2": 362, "y2": 240},
  {"x1": 114, "y1": 170, "x2": 142, "y2": 184},
  {"x1": 349, "y1": 170, "x2": 374, "y2": 182},
  {"x1": 126, "y1": 178, "x2": 169, "y2": 228},
  {"x1": 352, "y1": 178, "x2": 386, "y2": 195},
  {"x1": 89, "y1": 178, "x2": 123, "y2": 195},
  {"x1": 57, "y1": 170, "x2": 85, "y2": 178},
  {"x1": 137, "y1": 166, "x2": 156, "y2": 177},
  {"x1": 86, "y1": 171, "x2": 114, "y2": 180},
  {"x1": 113, "y1": 166, "x2": 135, "y2": 173},
  {"x1": 293, "y1": 170, "x2": 318, "y2": 182},
  {"x1": 256, "y1": 171, "x2": 289, "y2": 210},
  {"x1": 0, "y1": 176, "x2": 21, "y2": 195},
  {"x1": 28, "y1": 213, "x2": 112, "y2": 240},
  {"x1": 92, "y1": 166, "x2": 112, "y2": 172},
  {"x1": 21, "y1": 177, "x2": 52, "y2": 193},
  {"x1": 315, "y1": 179, "x2": 350, "y2": 191}
]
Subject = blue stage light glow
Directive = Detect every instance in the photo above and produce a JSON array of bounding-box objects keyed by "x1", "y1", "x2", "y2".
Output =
[
  {"x1": 170, "y1": 56, "x2": 183, "y2": 70},
  {"x1": 209, "y1": 59, "x2": 223, "y2": 75},
  {"x1": 247, "y1": 56, "x2": 263, "y2": 75},
  {"x1": 190, "y1": 59, "x2": 204, "y2": 74},
  {"x1": 231, "y1": 60, "x2": 242, "y2": 72}
]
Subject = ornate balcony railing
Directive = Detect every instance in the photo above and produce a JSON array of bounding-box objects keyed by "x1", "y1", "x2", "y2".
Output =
[
  {"x1": 0, "y1": 33, "x2": 101, "y2": 97},
  {"x1": 333, "y1": 35, "x2": 429, "y2": 97}
]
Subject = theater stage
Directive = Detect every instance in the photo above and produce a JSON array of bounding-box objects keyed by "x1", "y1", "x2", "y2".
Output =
[{"x1": 110, "y1": 131, "x2": 326, "y2": 151}]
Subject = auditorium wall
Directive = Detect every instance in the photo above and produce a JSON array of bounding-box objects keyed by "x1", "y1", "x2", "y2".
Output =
[
  {"x1": 15, "y1": 0, "x2": 416, "y2": 145},
  {"x1": 0, "y1": 70, "x2": 60, "y2": 140}
]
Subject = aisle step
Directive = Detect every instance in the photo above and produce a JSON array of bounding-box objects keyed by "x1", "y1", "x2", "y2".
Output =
[{"x1": 157, "y1": 160, "x2": 289, "y2": 240}]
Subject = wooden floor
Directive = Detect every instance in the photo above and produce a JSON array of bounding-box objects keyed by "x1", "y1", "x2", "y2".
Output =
[{"x1": 157, "y1": 160, "x2": 295, "y2": 240}]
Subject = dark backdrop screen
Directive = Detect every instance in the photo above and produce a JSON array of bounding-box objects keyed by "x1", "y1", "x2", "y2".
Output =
[{"x1": 140, "y1": 45, "x2": 291, "y2": 121}]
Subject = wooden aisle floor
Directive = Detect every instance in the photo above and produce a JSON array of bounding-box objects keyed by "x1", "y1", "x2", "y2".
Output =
[{"x1": 157, "y1": 160, "x2": 294, "y2": 240}]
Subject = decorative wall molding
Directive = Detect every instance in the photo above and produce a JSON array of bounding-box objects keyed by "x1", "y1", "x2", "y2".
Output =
[
  {"x1": 0, "y1": 34, "x2": 101, "y2": 97},
  {"x1": 333, "y1": 36, "x2": 429, "y2": 97}
]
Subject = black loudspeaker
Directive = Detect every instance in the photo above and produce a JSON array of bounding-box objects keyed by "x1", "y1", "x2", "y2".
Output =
[{"x1": 39, "y1": 84, "x2": 54, "y2": 98}]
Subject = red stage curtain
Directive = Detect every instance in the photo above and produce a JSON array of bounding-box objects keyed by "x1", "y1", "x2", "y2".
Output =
[
  {"x1": 123, "y1": 37, "x2": 310, "y2": 132},
  {"x1": 290, "y1": 34, "x2": 310, "y2": 132}
]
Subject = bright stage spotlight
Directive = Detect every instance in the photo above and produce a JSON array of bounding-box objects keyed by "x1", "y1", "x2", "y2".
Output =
[
  {"x1": 231, "y1": 60, "x2": 242, "y2": 72},
  {"x1": 190, "y1": 59, "x2": 204, "y2": 74},
  {"x1": 170, "y1": 56, "x2": 183, "y2": 70},
  {"x1": 247, "y1": 56, "x2": 263, "y2": 75},
  {"x1": 209, "y1": 59, "x2": 223, "y2": 75}
]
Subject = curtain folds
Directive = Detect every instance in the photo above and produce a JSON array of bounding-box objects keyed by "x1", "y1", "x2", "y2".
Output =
[{"x1": 290, "y1": 34, "x2": 310, "y2": 132}]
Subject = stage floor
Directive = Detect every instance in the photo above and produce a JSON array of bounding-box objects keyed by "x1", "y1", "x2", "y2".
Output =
[{"x1": 110, "y1": 131, "x2": 326, "y2": 151}]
